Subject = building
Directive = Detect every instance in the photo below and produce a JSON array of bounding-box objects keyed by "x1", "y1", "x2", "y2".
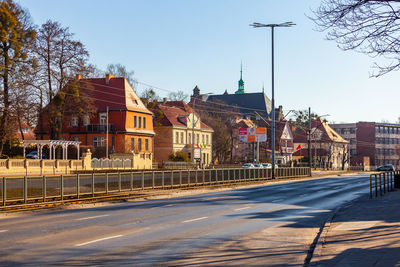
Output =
[
  {"x1": 35, "y1": 74, "x2": 155, "y2": 167},
  {"x1": 331, "y1": 122, "x2": 400, "y2": 167},
  {"x1": 151, "y1": 100, "x2": 213, "y2": 167},
  {"x1": 293, "y1": 118, "x2": 349, "y2": 169},
  {"x1": 16, "y1": 120, "x2": 35, "y2": 142}
]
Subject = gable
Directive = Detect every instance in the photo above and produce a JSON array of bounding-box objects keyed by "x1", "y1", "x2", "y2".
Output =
[{"x1": 281, "y1": 123, "x2": 293, "y2": 140}]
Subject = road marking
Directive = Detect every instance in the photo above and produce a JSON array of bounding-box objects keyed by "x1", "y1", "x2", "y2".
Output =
[
  {"x1": 182, "y1": 217, "x2": 208, "y2": 223},
  {"x1": 0, "y1": 230, "x2": 8, "y2": 233},
  {"x1": 234, "y1": 206, "x2": 251, "y2": 211},
  {"x1": 76, "y1": 214, "x2": 110, "y2": 221},
  {"x1": 272, "y1": 199, "x2": 285, "y2": 203},
  {"x1": 75, "y1": 235, "x2": 123, "y2": 247},
  {"x1": 164, "y1": 204, "x2": 176, "y2": 207}
]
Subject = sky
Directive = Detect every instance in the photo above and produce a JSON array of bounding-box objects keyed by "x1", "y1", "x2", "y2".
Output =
[{"x1": 18, "y1": 0, "x2": 400, "y2": 124}]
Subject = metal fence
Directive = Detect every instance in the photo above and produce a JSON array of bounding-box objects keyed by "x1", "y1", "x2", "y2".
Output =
[
  {"x1": 369, "y1": 171, "x2": 398, "y2": 198},
  {"x1": 0, "y1": 167, "x2": 311, "y2": 207}
]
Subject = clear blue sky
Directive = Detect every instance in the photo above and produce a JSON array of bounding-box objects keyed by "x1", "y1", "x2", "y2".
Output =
[{"x1": 19, "y1": 0, "x2": 400, "y2": 124}]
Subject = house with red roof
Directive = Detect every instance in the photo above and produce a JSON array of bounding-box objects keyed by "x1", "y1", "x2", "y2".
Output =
[
  {"x1": 151, "y1": 100, "x2": 213, "y2": 167},
  {"x1": 35, "y1": 74, "x2": 155, "y2": 168},
  {"x1": 293, "y1": 118, "x2": 348, "y2": 169}
]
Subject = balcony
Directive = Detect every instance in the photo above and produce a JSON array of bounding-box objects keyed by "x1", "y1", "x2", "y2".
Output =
[{"x1": 86, "y1": 124, "x2": 115, "y2": 133}]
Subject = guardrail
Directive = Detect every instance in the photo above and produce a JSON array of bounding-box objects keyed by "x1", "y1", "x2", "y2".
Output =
[
  {"x1": 370, "y1": 171, "x2": 398, "y2": 198},
  {"x1": 0, "y1": 167, "x2": 311, "y2": 208}
]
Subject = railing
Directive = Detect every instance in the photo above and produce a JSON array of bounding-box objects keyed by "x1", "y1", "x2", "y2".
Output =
[
  {"x1": 0, "y1": 167, "x2": 311, "y2": 207},
  {"x1": 369, "y1": 171, "x2": 398, "y2": 198}
]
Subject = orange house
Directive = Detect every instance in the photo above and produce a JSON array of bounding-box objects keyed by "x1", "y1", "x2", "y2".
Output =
[{"x1": 35, "y1": 74, "x2": 155, "y2": 159}]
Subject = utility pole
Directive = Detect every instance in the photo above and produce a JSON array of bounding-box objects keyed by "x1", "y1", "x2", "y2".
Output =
[{"x1": 308, "y1": 107, "x2": 312, "y2": 168}]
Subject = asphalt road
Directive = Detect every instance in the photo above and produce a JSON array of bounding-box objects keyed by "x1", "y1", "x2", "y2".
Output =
[{"x1": 0, "y1": 173, "x2": 370, "y2": 266}]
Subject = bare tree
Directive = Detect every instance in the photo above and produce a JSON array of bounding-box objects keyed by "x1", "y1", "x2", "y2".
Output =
[
  {"x1": 311, "y1": 1, "x2": 400, "y2": 77},
  {"x1": 105, "y1": 63, "x2": 136, "y2": 87},
  {"x1": 168, "y1": 90, "x2": 189, "y2": 102},
  {"x1": 34, "y1": 20, "x2": 91, "y2": 139}
]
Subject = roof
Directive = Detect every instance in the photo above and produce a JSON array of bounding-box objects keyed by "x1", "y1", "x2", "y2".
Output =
[
  {"x1": 206, "y1": 92, "x2": 272, "y2": 117},
  {"x1": 76, "y1": 76, "x2": 152, "y2": 114},
  {"x1": 293, "y1": 118, "x2": 348, "y2": 143},
  {"x1": 154, "y1": 101, "x2": 212, "y2": 130}
]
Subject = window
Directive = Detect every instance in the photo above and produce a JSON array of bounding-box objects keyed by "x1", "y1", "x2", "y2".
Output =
[
  {"x1": 134, "y1": 116, "x2": 137, "y2": 128},
  {"x1": 206, "y1": 135, "x2": 209, "y2": 145},
  {"x1": 139, "y1": 117, "x2": 142, "y2": 128},
  {"x1": 92, "y1": 136, "x2": 105, "y2": 147},
  {"x1": 83, "y1": 115, "x2": 90, "y2": 126},
  {"x1": 143, "y1": 117, "x2": 146, "y2": 128},
  {"x1": 145, "y1": 138, "x2": 149, "y2": 151},
  {"x1": 196, "y1": 134, "x2": 199, "y2": 144},
  {"x1": 188, "y1": 133, "x2": 192, "y2": 144},
  {"x1": 70, "y1": 116, "x2": 78, "y2": 127},
  {"x1": 99, "y1": 113, "x2": 107, "y2": 125},
  {"x1": 131, "y1": 137, "x2": 135, "y2": 151},
  {"x1": 180, "y1": 132, "x2": 184, "y2": 144},
  {"x1": 138, "y1": 138, "x2": 142, "y2": 151},
  {"x1": 175, "y1": 132, "x2": 179, "y2": 143},
  {"x1": 22, "y1": 128, "x2": 29, "y2": 134},
  {"x1": 202, "y1": 134, "x2": 205, "y2": 144}
]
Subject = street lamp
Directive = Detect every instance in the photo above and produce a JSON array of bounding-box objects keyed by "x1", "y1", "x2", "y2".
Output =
[
  {"x1": 250, "y1": 21, "x2": 295, "y2": 179},
  {"x1": 192, "y1": 93, "x2": 213, "y2": 167}
]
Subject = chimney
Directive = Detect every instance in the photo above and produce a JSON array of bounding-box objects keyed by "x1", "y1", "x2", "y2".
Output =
[
  {"x1": 105, "y1": 74, "x2": 114, "y2": 84},
  {"x1": 163, "y1": 97, "x2": 167, "y2": 104},
  {"x1": 75, "y1": 74, "x2": 82, "y2": 80}
]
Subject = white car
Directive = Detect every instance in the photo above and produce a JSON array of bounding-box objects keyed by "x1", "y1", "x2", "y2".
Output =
[
  {"x1": 242, "y1": 163, "x2": 255, "y2": 168},
  {"x1": 262, "y1": 163, "x2": 278, "y2": 169}
]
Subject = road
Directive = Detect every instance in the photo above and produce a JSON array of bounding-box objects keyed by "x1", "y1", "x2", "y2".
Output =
[{"x1": 0, "y1": 173, "x2": 370, "y2": 266}]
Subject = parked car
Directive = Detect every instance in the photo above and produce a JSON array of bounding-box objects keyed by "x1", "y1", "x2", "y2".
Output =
[
  {"x1": 253, "y1": 163, "x2": 264, "y2": 168},
  {"x1": 25, "y1": 151, "x2": 48, "y2": 159},
  {"x1": 261, "y1": 163, "x2": 279, "y2": 169},
  {"x1": 376, "y1": 164, "x2": 394, "y2": 171},
  {"x1": 242, "y1": 163, "x2": 255, "y2": 168}
]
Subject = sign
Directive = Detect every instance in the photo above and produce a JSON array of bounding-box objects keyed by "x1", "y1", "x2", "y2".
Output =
[
  {"x1": 193, "y1": 148, "x2": 201, "y2": 159},
  {"x1": 238, "y1": 127, "x2": 267, "y2": 143}
]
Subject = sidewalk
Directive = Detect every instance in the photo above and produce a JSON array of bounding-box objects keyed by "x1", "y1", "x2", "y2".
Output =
[{"x1": 311, "y1": 189, "x2": 400, "y2": 266}]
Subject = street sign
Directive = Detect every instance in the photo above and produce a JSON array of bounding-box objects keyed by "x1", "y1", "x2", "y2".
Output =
[{"x1": 194, "y1": 148, "x2": 201, "y2": 159}]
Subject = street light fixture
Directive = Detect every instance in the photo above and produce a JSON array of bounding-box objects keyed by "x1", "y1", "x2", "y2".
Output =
[
  {"x1": 250, "y1": 21, "x2": 295, "y2": 179},
  {"x1": 192, "y1": 93, "x2": 213, "y2": 167}
]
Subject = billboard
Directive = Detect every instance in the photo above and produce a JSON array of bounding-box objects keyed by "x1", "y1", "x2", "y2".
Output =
[{"x1": 239, "y1": 127, "x2": 267, "y2": 143}]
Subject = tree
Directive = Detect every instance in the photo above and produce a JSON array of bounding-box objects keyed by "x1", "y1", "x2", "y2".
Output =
[
  {"x1": 34, "y1": 20, "x2": 91, "y2": 139},
  {"x1": 105, "y1": 63, "x2": 135, "y2": 87},
  {"x1": 311, "y1": 0, "x2": 400, "y2": 77},
  {"x1": 168, "y1": 90, "x2": 188, "y2": 101},
  {"x1": 288, "y1": 110, "x2": 321, "y2": 134},
  {"x1": 0, "y1": 0, "x2": 36, "y2": 155}
]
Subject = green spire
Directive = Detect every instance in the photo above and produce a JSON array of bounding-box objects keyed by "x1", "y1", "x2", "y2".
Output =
[{"x1": 235, "y1": 62, "x2": 246, "y2": 94}]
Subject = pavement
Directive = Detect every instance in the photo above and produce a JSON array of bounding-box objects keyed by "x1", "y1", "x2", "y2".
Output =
[{"x1": 310, "y1": 187, "x2": 400, "y2": 266}]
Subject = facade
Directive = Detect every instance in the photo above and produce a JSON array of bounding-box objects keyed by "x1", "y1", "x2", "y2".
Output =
[
  {"x1": 152, "y1": 100, "x2": 213, "y2": 167},
  {"x1": 293, "y1": 118, "x2": 349, "y2": 169},
  {"x1": 16, "y1": 121, "x2": 35, "y2": 142},
  {"x1": 35, "y1": 74, "x2": 155, "y2": 167},
  {"x1": 331, "y1": 122, "x2": 400, "y2": 167}
]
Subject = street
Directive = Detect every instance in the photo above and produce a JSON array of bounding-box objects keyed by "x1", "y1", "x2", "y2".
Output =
[{"x1": 0, "y1": 173, "x2": 369, "y2": 266}]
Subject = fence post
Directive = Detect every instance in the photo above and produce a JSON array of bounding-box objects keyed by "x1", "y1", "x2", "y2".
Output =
[
  {"x1": 106, "y1": 173, "x2": 109, "y2": 194},
  {"x1": 43, "y1": 176, "x2": 47, "y2": 202},
  {"x1": 195, "y1": 170, "x2": 198, "y2": 185},
  {"x1": 2, "y1": 177, "x2": 6, "y2": 206},
  {"x1": 118, "y1": 172, "x2": 121, "y2": 192},
  {"x1": 142, "y1": 171, "x2": 145, "y2": 190},
  {"x1": 379, "y1": 173, "x2": 382, "y2": 196},
  {"x1": 203, "y1": 170, "x2": 205, "y2": 185},
  {"x1": 91, "y1": 173, "x2": 95, "y2": 197},
  {"x1": 209, "y1": 169, "x2": 212, "y2": 184},
  {"x1": 60, "y1": 175, "x2": 64, "y2": 200},
  {"x1": 24, "y1": 176, "x2": 27, "y2": 204},
  {"x1": 383, "y1": 173, "x2": 386, "y2": 194},
  {"x1": 375, "y1": 174, "x2": 378, "y2": 197},
  {"x1": 188, "y1": 170, "x2": 191, "y2": 187},
  {"x1": 228, "y1": 169, "x2": 231, "y2": 182},
  {"x1": 369, "y1": 174, "x2": 372, "y2": 199},
  {"x1": 152, "y1": 171, "x2": 155, "y2": 189},
  {"x1": 77, "y1": 174, "x2": 80, "y2": 199},
  {"x1": 222, "y1": 169, "x2": 224, "y2": 184},
  {"x1": 171, "y1": 171, "x2": 174, "y2": 189},
  {"x1": 180, "y1": 171, "x2": 182, "y2": 187},
  {"x1": 130, "y1": 171, "x2": 133, "y2": 190}
]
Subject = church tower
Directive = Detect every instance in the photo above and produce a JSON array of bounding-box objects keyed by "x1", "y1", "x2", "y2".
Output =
[{"x1": 235, "y1": 63, "x2": 246, "y2": 94}]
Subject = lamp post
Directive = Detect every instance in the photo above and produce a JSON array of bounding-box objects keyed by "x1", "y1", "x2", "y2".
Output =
[
  {"x1": 250, "y1": 21, "x2": 295, "y2": 179},
  {"x1": 192, "y1": 93, "x2": 213, "y2": 167}
]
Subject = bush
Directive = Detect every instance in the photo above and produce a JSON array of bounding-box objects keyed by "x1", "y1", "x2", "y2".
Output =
[{"x1": 168, "y1": 151, "x2": 189, "y2": 162}]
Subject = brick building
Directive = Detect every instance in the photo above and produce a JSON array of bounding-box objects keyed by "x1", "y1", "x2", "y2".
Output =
[{"x1": 331, "y1": 122, "x2": 400, "y2": 167}]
